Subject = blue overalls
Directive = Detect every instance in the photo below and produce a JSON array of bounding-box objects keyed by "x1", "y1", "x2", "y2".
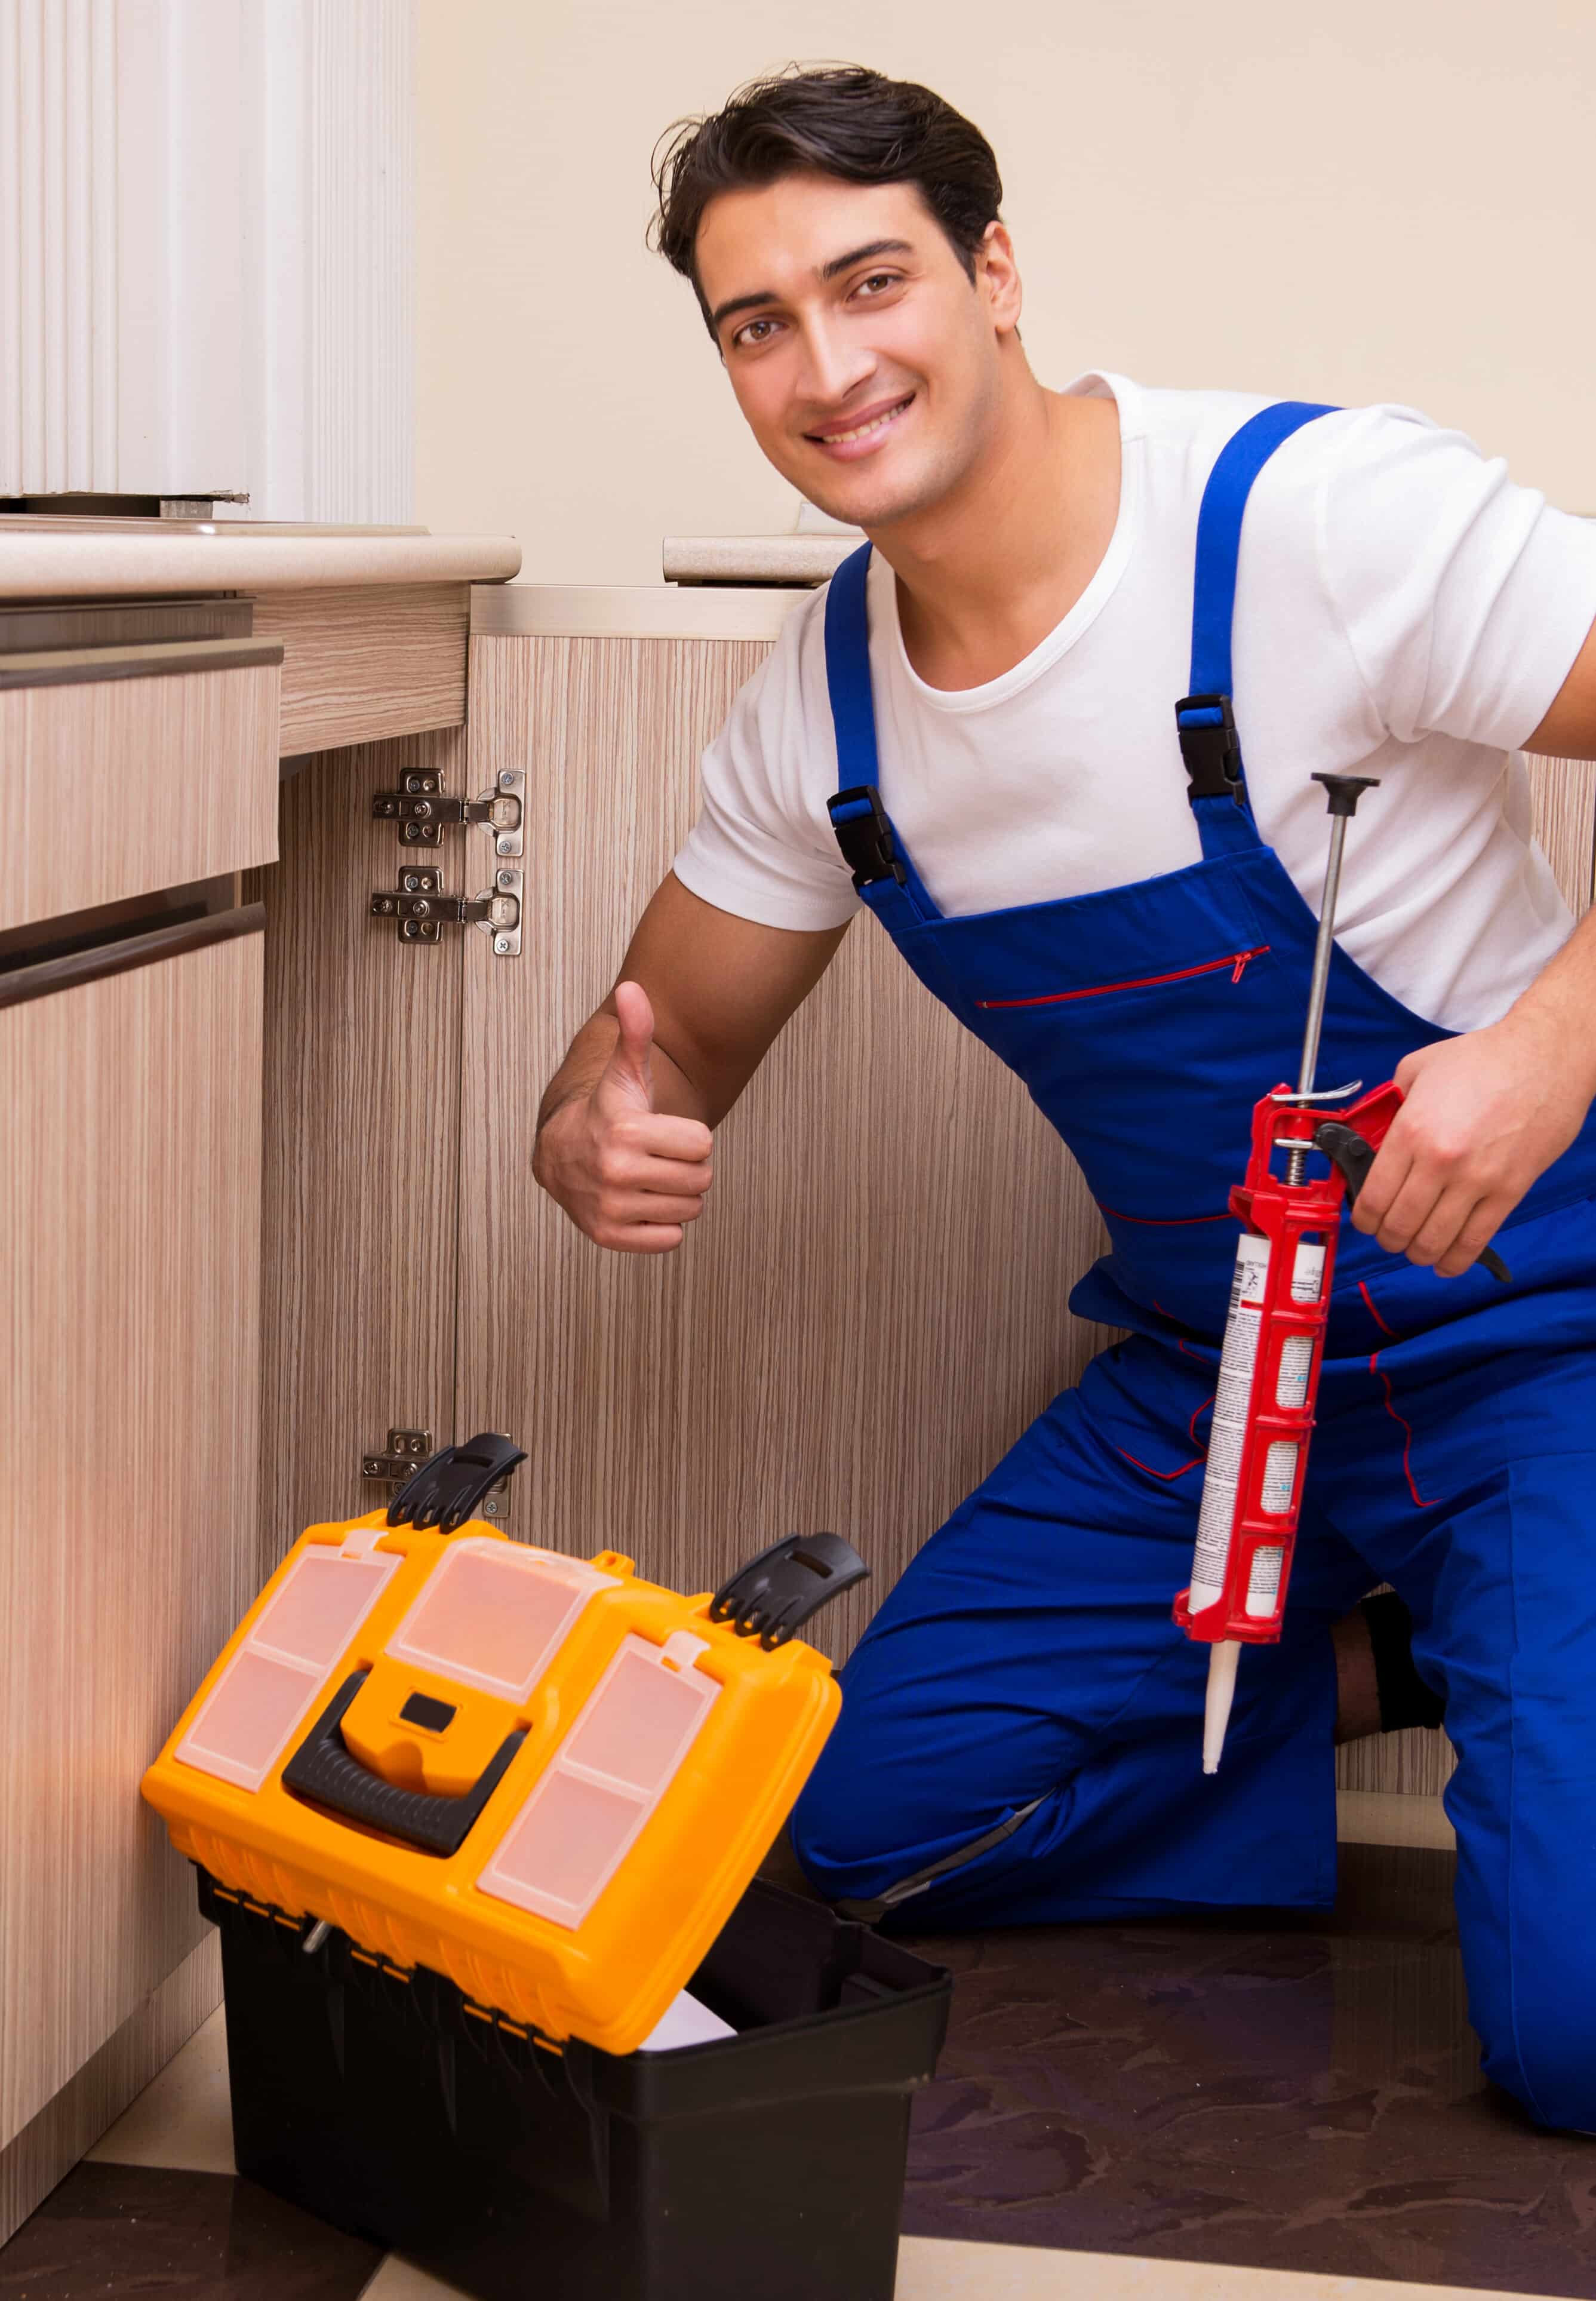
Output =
[{"x1": 789, "y1": 403, "x2": 1596, "y2": 2131}]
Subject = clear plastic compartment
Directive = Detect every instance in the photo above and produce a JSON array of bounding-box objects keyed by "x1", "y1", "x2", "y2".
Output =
[
  {"x1": 386, "y1": 1538, "x2": 617, "y2": 1703},
  {"x1": 478, "y1": 1632, "x2": 719, "y2": 1927},
  {"x1": 177, "y1": 1544, "x2": 398, "y2": 1790}
]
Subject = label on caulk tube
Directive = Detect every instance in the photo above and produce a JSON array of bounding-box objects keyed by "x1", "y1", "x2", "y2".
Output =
[{"x1": 1188, "y1": 1232, "x2": 1270, "y2": 1614}]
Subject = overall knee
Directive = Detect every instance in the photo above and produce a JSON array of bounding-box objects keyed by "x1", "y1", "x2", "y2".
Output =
[{"x1": 786, "y1": 1714, "x2": 893, "y2": 1899}]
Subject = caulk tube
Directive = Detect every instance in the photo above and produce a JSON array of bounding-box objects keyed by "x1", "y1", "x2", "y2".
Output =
[
  {"x1": 1189, "y1": 1232, "x2": 1269, "y2": 1771},
  {"x1": 1188, "y1": 1227, "x2": 1326, "y2": 1772}
]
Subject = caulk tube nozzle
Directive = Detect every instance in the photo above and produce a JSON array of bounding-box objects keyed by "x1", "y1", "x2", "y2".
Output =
[{"x1": 1203, "y1": 1639, "x2": 1240, "y2": 1774}]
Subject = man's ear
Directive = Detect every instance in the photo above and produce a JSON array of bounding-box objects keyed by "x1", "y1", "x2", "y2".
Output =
[{"x1": 976, "y1": 220, "x2": 1023, "y2": 337}]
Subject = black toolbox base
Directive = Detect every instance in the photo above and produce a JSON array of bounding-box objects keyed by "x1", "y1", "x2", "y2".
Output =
[{"x1": 204, "y1": 1869, "x2": 950, "y2": 2301}]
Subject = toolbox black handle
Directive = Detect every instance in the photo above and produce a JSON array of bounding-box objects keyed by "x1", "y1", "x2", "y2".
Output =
[
  {"x1": 709, "y1": 1532, "x2": 869, "y2": 1650},
  {"x1": 282, "y1": 1670, "x2": 525, "y2": 1857},
  {"x1": 387, "y1": 1431, "x2": 527, "y2": 1534}
]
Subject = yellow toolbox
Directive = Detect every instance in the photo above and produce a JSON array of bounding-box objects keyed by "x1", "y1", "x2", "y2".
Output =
[{"x1": 142, "y1": 1433, "x2": 869, "y2": 2056}]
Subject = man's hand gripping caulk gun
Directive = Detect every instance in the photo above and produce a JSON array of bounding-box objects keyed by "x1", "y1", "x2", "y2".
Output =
[{"x1": 1173, "y1": 775, "x2": 1511, "y2": 1774}]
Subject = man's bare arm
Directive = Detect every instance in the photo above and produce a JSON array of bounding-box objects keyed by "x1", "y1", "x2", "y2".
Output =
[
  {"x1": 1526, "y1": 610, "x2": 1596, "y2": 758},
  {"x1": 533, "y1": 873, "x2": 849, "y2": 1253},
  {"x1": 1353, "y1": 611, "x2": 1596, "y2": 1272}
]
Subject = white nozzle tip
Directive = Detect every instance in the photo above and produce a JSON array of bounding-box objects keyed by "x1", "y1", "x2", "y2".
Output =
[{"x1": 1203, "y1": 1639, "x2": 1240, "y2": 1775}]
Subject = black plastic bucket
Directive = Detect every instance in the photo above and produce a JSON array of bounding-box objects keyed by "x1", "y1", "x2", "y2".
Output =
[{"x1": 202, "y1": 1867, "x2": 951, "y2": 2301}]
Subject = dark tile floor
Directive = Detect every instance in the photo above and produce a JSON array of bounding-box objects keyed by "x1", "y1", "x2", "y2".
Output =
[
  {"x1": 6, "y1": 1846, "x2": 1593, "y2": 2297},
  {"x1": 898, "y1": 1842, "x2": 1596, "y2": 2293},
  {"x1": 0, "y1": 2162, "x2": 382, "y2": 2299}
]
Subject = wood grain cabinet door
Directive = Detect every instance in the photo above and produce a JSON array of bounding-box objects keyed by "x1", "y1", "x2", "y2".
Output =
[
  {"x1": 456, "y1": 632, "x2": 1115, "y2": 1663},
  {"x1": 0, "y1": 914, "x2": 265, "y2": 2155}
]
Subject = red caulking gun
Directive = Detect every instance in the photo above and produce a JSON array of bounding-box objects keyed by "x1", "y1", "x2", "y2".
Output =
[{"x1": 1173, "y1": 774, "x2": 1509, "y2": 1772}]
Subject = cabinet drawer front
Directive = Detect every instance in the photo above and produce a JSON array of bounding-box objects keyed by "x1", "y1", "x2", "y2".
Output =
[{"x1": 2, "y1": 638, "x2": 282, "y2": 932}]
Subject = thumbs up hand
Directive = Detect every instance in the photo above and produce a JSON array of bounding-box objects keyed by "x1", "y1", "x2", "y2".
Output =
[{"x1": 534, "y1": 981, "x2": 714, "y2": 1254}]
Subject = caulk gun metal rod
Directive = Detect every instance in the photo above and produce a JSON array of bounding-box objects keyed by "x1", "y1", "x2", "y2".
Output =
[{"x1": 1297, "y1": 810, "x2": 1351, "y2": 1098}]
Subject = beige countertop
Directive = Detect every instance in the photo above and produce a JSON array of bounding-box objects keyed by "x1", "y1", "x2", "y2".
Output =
[
  {"x1": 661, "y1": 533, "x2": 856, "y2": 585},
  {"x1": 0, "y1": 515, "x2": 521, "y2": 598}
]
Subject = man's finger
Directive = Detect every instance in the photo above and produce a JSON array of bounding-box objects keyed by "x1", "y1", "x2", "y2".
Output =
[
  {"x1": 604, "y1": 1113, "x2": 713, "y2": 1164},
  {"x1": 1434, "y1": 1196, "x2": 1514, "y2": 1280},
  {"x1": 597, "y1": 980, "x2": 657, "y2": 1111},
  {"x1": 1350, "y1": 1136, "x2": 1413, "y2": 1234},
  {"x1": 600, "y1": 1153, "x2": 712, "y2": 1196},
  {"x1": 592, "y1": 1222, "x2": 686, "y2": 1255},
  {"x1": 1403, "y1": 1184, "x2": 1483, "y2": 1270},
  {"x1": 1369, "y1": 1163, "x2": 1447, "y2": 1256},
  {"x1": 604, "y1": 1191, "x2": 709, "y2": 1225}
]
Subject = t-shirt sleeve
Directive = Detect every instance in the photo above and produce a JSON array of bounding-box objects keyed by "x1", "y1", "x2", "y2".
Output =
[
  {"x1": 671, "y1": 595, "x2": 861, "y2": 932},
  {"x1": 1312, "y1": 404, "x2": 1596, "y2": 750}
]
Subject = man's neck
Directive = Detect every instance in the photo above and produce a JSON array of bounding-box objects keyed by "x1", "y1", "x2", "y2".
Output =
[{"x1": 865, "y1": 382, "x2": 1121, "y2": 693}]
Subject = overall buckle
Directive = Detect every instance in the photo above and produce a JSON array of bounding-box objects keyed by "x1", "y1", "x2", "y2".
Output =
[
  {"x1": 1175, "y1": 693, "x2": 1243, "y2": 802},
  {"x1": 828, "y1": 785, "x2": 907, "y2": 888}
]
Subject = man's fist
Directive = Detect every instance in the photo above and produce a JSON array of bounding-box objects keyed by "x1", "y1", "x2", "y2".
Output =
[
  {"x1": 533, "y1": 981, "x2": 714, "y2": 1254},
  {"x1": 1352, "y1": 1006, "x2": 1591, "y2": 1277}
]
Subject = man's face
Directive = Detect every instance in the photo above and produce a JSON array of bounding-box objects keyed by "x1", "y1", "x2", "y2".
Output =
[{"x1": 693, "y1": 173, "x2": 1017, "y2": 530}]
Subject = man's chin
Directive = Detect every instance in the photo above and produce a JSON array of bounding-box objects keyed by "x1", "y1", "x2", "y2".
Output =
[{"x1": 798, "y1": 465, "x2": 947, "y2": 534}]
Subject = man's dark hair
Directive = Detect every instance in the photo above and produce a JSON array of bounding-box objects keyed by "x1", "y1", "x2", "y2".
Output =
[{"x1": 651, "y1": 65, "x2": 1004, "y2": 336}]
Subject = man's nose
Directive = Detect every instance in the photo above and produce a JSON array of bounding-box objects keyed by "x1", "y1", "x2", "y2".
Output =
[{"x1": 793, "y1": 314, "x2": 875, "y2": 413}]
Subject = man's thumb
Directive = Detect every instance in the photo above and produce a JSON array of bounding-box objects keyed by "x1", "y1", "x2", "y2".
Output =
[{"x1": 600, "y1": 980, "x2": 656, "y2": 1109}]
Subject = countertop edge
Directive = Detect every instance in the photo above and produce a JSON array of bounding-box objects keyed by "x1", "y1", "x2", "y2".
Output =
[
  {"x1": 0, "y1": 532, "x2": 522, "y2": 599},
  {"x1": 471, "y1": 583, "x2": 811, "y2": 641}
]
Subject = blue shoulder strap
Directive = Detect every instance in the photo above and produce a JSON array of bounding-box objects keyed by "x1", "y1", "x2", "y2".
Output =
[
  {"x1": 1176, "y1": 400, "x2": 1337, "y2": 859},
  {"x1": 823, "y1": 542, "x2": 940, "y2": 929}
]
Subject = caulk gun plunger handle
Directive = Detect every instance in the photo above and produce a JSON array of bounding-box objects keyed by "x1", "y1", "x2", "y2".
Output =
[{"x1": 1312, "y1": 773, "x2": 1382, "y2": 819}]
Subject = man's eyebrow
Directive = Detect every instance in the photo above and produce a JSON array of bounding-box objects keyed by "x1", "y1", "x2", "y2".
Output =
[
  {"x1": 709, "y1": 239, "x2": 915, "y2": 332},
  {"x1": 819, "y1": 236, "x2": 913, "y2": 282}
]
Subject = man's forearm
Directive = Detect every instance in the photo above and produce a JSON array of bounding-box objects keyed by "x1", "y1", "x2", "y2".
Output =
[{"x1": 1500, "y1": 895, "x2": 1596, "y2": 1099}]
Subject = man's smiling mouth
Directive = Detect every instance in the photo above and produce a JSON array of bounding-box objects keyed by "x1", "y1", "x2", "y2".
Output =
[{"x1": 806, "y1": 392, "x2": 915, "y2": 448}]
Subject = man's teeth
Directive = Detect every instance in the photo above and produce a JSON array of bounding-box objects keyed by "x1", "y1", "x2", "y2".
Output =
[{"x1": 819, "y1": 401, "x2": 908, "y2": 444}]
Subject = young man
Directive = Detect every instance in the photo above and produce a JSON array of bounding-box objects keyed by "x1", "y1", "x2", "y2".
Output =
[{"x1": 533, "y1": 68, "x2": 1596, "y2": 2129}]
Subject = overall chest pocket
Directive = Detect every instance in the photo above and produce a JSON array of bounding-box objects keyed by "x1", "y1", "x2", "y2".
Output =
[{"x1": 973, "y1": 943, "x2": 1271, "y2": 1013}]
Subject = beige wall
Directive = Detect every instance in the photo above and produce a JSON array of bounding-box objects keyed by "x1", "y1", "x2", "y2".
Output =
[{"x1": 417, "y1": 1, "x2": 1596, "y2": 584}]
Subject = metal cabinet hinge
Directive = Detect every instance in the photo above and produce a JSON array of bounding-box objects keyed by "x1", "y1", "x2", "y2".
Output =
[
  {"x1": 362, "y1": 1428, "x2": 434, "y2": 1482},
  {"x1": 370, "y1": 865, "x2": 522, "y2": 956},
  {"x1": 372, "y1": 767, "x2": 524, "y2": 858},
  {"x1": 360, "y1": 1427, "x2": 515, "y2": 1520}
]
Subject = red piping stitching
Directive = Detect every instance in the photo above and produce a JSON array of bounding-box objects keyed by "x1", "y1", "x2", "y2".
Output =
[
  {"x1": 1369, "y1": 1350, "x2": 1440, "y2": 1508},
  {"x1": 1357, "y1": 1279, "x2": 1396, "y2": 1338},
  {"x1": 976, "y1": 945, "x2": 1270, "y2": 1010},
  {"x1": 1188, "y1": 1390, "x2": 1216, "y2": 1446},
  {"x1": 1115, "y1": 1445, "x2": 1204, "y2": 1482}
]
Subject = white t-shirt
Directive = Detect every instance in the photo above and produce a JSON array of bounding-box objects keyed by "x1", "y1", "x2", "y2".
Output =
[{"x1": 673, "y1": 373, "x2": 1596, "y2": 1032}]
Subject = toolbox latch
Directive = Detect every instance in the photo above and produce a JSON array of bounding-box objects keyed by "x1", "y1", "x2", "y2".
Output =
[
  {"x1": 387, "y1": 1430, "x2": 528, "y2": 1534},
  {"x1": 709, "y1": 1532, "x2": 869, "y2": 1649}
]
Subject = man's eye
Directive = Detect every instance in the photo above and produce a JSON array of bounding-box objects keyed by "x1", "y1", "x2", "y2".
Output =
[
  {"x1": 734, "y1": 318, "x2": 778, "y2": 348},
  {"x1": 857, "y1": 273, "x2": 900, "y2": 296}
]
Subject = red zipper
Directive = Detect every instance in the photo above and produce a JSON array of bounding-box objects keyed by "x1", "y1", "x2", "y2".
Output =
[{"x1": 976, "y1": 945, "x2": 1270, "y2": 1010}]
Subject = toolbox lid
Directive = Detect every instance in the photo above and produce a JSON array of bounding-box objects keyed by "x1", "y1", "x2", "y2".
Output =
[{"x1": 144, "y1": 1442, "x2": 870, "y2": 2055}]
